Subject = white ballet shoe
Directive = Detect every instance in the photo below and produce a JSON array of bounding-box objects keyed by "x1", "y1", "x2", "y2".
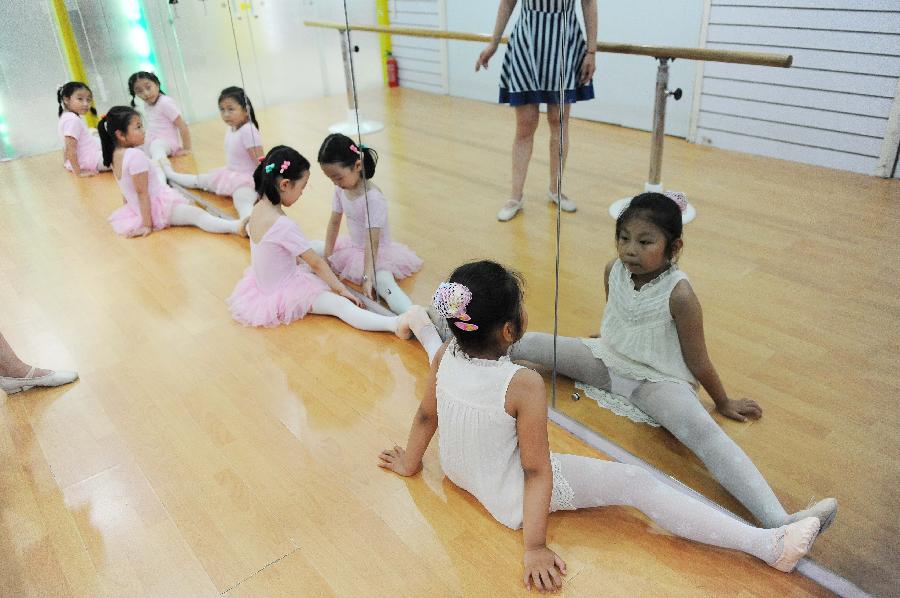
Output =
[
  {"x1": 770, "y1": 516, "x2": 820, "y2": 572},
  {"x1": 785, "y1": 498, "x2": 838, "y2": 533},
  {"x1": 547, "y1": 191, "x2": 577, "y2": 212},
  {"x1": 497, "y1": 199, "x2": 524, "y2": 222},
  {"x1": 0, "y1": 366, "x2": 79, "y2": 395}
]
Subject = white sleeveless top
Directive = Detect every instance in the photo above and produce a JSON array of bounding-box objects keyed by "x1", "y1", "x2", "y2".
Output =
[
  {"x1": 436, "y1": 341, "x2": 575, "y2": 530},
  {"x1": 583, "y1": 259, "x2": 697, "y2": 386}
]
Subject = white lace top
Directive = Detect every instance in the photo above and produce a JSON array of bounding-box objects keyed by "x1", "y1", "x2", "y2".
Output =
[
  {"x1": 436, "y1": 341, "x2": 575, "y2": 530},
  {"x1": 583, "y1": 259, "x2": 697, "y2": 386}
]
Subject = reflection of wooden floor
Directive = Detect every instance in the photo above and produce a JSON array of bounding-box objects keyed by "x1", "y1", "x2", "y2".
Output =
[{"x1": 1, "y1": 87, "x2": 893, "y2": 596}]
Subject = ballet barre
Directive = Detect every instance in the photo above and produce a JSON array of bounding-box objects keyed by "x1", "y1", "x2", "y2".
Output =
[{"x1": 305, "y1": 21, "x2": 793, "y2": 221}]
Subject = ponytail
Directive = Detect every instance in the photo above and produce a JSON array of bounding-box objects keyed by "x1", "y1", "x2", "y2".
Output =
[
  {"x1": 253, "y1": 145, "x2": 311, "y2": 205},
  {"x1": 98, "y1": 106, "x2": 140, "y2": 167},
  {"x1": 317, "y1": 133, "x2": 378, "y2": 180}
]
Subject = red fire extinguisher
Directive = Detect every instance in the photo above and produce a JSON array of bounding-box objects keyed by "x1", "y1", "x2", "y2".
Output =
[{"x1": 386, "y1": 52, "x2": 399, "y2": 88}]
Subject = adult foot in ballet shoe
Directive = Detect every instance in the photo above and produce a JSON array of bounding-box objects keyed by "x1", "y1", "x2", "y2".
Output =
[
  {"x1": 497, "y1": 198, "x2": 524, "y2": 222},
  {"x1": 770, "y1": 516, "x2": 820, "y2": 572},
  {"x1": 426, "y1": 305, "x2": 452, "y2": 342},
  {"x1": 0, "y1": 366, "x2": 79, "y2": 395},
  {"x1": 547, "y1": 190, "x2": 577, "y2": 212},
  {"x1": 394, "y1": 309, "x2": 416, "y2": 340},
  {"x1": 784, "y1": 498, "x2": 838, "y2": 533}
]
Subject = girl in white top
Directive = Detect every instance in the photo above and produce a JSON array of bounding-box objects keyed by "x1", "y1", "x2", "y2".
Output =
[
  {"x1": 56, "y1": 82, "x2": 106, "y2": 176},
  {"x1": 128, "y1": 71, "x2": 192, "y2": 160},
  {"x1": 379, "y1": 261, "x2": 821, "y2": 591},
  {"x1": 508, "y1": 192, "x2": 838, "y2": 532}
]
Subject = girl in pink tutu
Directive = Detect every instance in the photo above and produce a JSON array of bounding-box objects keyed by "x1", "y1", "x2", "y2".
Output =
[
  {"x1": 57, "y1": 82, "x2": 106, "y2": 177},
  {"x1": 318, "y1": 133, "x2": 422, "y2": 314},
  {"x1": 228, "y1": 145, "x2": 444, "y2": 362},
  {"x1": 98, "y1": 106, "x2": 247, "y2": 238},
  {"x1": 128, "y1": 71, "x2": 192, "y2": 160},
  {"x1": 161, "y1": 86, "x2": 262, "y2": 221}
]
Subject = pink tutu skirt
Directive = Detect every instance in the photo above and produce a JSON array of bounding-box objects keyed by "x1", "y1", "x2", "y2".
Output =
[
  {"x1": 206, "y1": 167, "x2": 255, "y2": 196},
  {"x1": 328, "y1": 235, "x2": 423, "y2": 283},
  {"x1": 108, "y1": 187, "x2": 187, "y2": 236},
  {"x1": 228, "y1": 267, "x2": 330, "y2": 327}
]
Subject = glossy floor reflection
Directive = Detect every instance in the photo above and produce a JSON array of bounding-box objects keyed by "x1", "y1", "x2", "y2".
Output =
[{"x1": 3, "y1": 88, "x2": 894, "y2": 596}]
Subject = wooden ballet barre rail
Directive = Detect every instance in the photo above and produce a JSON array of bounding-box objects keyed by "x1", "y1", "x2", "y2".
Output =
[{"x1": 304, "y1": 20, "x2": 793, "y2": 68}]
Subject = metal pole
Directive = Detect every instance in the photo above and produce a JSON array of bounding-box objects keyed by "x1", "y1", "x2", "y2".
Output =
[
  {"x1": 339, "y1": 32, "x2": 356, "y2": 112},
  {"x1": 648, "y1": 57, "x2": 670, "y2": 188}
]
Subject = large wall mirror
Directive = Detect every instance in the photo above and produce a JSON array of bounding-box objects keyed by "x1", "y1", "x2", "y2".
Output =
[{"x1": 3, "y1": 0, "x2": 893, "y2": 595}]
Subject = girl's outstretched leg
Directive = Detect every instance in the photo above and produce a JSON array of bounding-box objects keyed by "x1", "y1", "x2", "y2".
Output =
[
  {"x1": 310, "y1": 292, "x2": 402, "y2": 334},
  {"x1": 555, "y1": 454, "x2": 818, "y2": 571},
  {"x1": 232, "y1": 186, "x2": 256, "y2": 220},
  {"x1": 169, "y1": 204, "x2": 242, "y2": 235},
  {"x1": 509, "y1": 332, "x2": 611, "y2": 391},
  {"x1": 375, "y1": 270, "x2": 413, "y2": 314},
  {"x1": 629, "y1": 381, "x2": 789, "y2": 528}
]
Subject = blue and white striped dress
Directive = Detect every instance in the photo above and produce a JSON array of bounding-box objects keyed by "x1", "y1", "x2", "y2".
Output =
[{"x1": 499, "y1": 0, "x2": 595, "y2": 105}]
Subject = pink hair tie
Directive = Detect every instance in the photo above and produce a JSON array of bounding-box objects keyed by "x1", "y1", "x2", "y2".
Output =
[
  {"x1": 349, "y1": 144, "x2": 362, "y2": 156},
  {"x1": 432, "y1": 282, "x2": 479, "y2": 332},
  {"x1": 279, "y1": 160, "x2": 291, "y2": 174},
  {"x1": 665, "y1": 191, "x2": 688, "y2": 213}
]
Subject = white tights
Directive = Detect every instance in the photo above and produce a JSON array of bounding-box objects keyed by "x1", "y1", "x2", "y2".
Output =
[
  {"x1": 163, "y1": 167, "x2": 256, "y2": 220},
  {"x1": 374, "y1": 270, "x2": 413, "y2": 314},
  {"x1": 510, "y1": 332, "x2": 790, "y2": 527},
  {"x1": 555, "y1": 454, "x2": 783, "y2": 564},
  {"x1": 310, "y1": 292, "x2": 399, "y2": 332},
  {"x1": 308, "y1": 241, "x2": 413, "y2": 315},
  {"x1": 169, "y1": 204, "x2": 240, "y2": 235}
]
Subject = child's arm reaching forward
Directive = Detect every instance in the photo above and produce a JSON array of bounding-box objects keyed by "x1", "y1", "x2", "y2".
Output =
[
  {"x1": 246, "y1": 145, "x2": 264, "y2": 164},
  {"x1": 509, "y1": 369, "x2": 567, "y2": 592},
  {"x1": 323, "y1": 211, "x2": 342, "y2": 259},
  {"x1": 670, "y1": 279, "x2": 763, "y2": 422},
  {"x1": 378, "y1": 342, "x2": 448, "y2": 476},
  {"x1": 173, "y1": 116, "x2": 192, "y2": 155},
  {"x1": 64, "y1": 137, "x2": 92, "y2": 177},
  {"x1": 299, "y1": 249, "x2": 363, "y2": 307},
  {"x1": 131, "y1": 169, "x2": 154, "y2": 237}
]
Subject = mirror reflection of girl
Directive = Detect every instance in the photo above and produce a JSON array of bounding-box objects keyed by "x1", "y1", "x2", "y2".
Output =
[
  {"x1": 98, "y1": 106, "x2": 247, "y2": 238},
  {"x1": 509, "y1": 193, "x2": 838, "y2": 531},
  {"x1": 57, "y1": 82, "x2": 107, "y2": 177},
  {"x1": 317, "y1": 133, "x2": 422, "y2": 315},
  {"x1": 161, "y1": 86, "x2": 262, "y2": 221},
  {"x1": 228, "y1": 146, "x2": 444, "y2": 364},
  {"x1": 380, "y1": 261, "x2": 821, "y2": 592},
  {"x1": 128, "y1": 71, "x2": 192, "y2": 160}
]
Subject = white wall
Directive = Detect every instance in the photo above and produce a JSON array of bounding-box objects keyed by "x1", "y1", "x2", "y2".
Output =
[
  {"x1": 444, "y1": 0, "x2": 705, "y2": 137},
  {"x1": 692, "y1": 0, "x2": 900, "y2": 176}
]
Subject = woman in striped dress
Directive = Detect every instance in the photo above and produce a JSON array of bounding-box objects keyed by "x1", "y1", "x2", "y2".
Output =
[{"x1": 477, "y1": 0, "x2": 596, "y2": 222}]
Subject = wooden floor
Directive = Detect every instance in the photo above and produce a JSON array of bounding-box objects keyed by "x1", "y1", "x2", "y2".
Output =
[{"x1": 1, "y1": 87, "x2": 896, "y2": 597}]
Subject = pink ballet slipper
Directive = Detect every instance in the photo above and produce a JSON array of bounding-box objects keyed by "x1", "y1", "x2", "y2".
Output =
[{"x1": 770, "y1": 516, "x2": 820, "y2": 573}]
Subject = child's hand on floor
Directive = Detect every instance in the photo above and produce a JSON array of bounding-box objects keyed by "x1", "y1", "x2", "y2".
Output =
[
  {"x1": 378, "y1": 445, "x2": 422, "y2": 477},
  {"x1": 523, "y1": 546, "x2": 566, "y2": 592},
  {"x1": 717, "y1": 397, "x2": 762, "y2": 422}
]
